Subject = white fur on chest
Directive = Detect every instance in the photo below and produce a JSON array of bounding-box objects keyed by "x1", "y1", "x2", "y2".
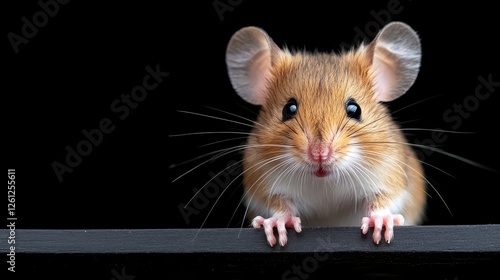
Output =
[{"x1": 244, "y1": 165, "x2": 388, "y2": 227}]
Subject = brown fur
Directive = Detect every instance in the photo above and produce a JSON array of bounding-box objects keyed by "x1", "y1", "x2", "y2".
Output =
[{"x1": 242, "y1": 47, "x2": 426, "y2": 225}]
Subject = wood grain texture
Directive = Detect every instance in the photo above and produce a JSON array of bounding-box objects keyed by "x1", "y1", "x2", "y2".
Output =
[
  {"x1": 2, "y1": 226, "x2": 499, "y2": 279},
  {"x1": 2, "y1": 225, "x2": 500, "y2": 253}
]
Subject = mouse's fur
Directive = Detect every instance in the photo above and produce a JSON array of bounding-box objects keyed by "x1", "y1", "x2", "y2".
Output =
[
  {"x1": 241, "y1": 48, "x2": 426, "y2": 226},
  {"x1": 225, "y1": 22, "x2": 426, "y2": 244}
]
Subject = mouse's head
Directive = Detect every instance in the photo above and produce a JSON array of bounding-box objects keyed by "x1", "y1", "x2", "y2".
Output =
[{"x1": 226, "y1": 22, "x2": 421, "y2": 179}]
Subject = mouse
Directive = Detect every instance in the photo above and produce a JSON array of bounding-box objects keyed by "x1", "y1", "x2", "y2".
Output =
[{"x1": 225, "y1": 21, "x2": 426, "y2": 246}]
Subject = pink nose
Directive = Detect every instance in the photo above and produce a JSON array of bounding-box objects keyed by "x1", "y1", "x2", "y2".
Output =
[{"x1": 308, "y1": 141, "x2": 331, "y2": 163}]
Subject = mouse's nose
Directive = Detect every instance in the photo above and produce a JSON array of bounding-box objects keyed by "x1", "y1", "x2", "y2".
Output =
[{"x1": 308, "y1": 140, "x2": 331, "y2": 164}]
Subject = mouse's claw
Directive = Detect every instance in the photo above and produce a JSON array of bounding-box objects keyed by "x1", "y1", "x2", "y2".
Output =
[
  {"x1": 252, "y1": 211, "x2": 301, "y2": 247},
  {"x1": 361, "y1": 209, "x2": 404, "y2": 244}
]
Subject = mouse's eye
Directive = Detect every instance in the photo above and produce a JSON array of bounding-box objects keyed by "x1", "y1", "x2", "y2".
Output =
[
  {"x1": 282, "y1": 98, "x2": 298, "y2": 122},
  {"x1": 345, "y1": 98, "x2": 361, "y2": 121}
]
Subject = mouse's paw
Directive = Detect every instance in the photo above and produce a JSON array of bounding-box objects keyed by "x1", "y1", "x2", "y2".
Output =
[
  {"x1": 252, "y1": 211, "x2": 302, "y2": 247},
  {"x1": 360, "y1": 209, "x2": 404, "y2": 244}
]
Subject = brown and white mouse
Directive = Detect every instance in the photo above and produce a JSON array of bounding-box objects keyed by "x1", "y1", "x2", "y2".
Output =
[{"x1": 225, "y1": 21, "x2": 426, "y2": 246}]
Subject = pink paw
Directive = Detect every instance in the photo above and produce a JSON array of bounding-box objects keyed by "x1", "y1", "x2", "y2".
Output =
[
  {"x1": 361, "y1": 210, "x2": 404, "y2": 244},
  {"x1": 252, "y1": 212, "x2": 302, "y2": 247}
]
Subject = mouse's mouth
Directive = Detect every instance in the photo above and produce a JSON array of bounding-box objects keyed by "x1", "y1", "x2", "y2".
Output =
[{"x1": 313, "y1": 165, "x2": 329, "y2": 177}]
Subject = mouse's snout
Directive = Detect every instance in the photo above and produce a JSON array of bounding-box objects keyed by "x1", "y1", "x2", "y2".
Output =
[
  {"x1": 305, "y1": 138, "x2": 338, "y2": 178},
  {"x1": 308, "y1": 139, "x2": 332, "y2": 164}
]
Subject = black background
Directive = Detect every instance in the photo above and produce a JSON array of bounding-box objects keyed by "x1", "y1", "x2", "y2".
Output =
[{"x1": 5, "y1": 1, "x2": 500, "y2": 231}]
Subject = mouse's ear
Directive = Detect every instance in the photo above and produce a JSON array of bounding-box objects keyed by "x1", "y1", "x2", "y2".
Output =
[
  {"x1": 368, "y1": 21, "x2": 421, "y2": 102},
  {"x1": 226, "y1": 27, "x2": 278, "y2": 105}
]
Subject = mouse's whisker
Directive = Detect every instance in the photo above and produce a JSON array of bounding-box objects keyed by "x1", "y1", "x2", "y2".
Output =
[
  {"x1": 386, "y1": 94, "x2": 447, "y2": 116},
  {"x1": 342, "y1": 164, "x2": 360, "y2": 210},
  {"x1": 347, "y1": 95, "x2": 450, "y2": 140},
  {"x1": 176, "y1": 110, "x2": 257, "y2": 129},
  {"x1": 337, "y1": 106, "x2": 352, "y2": 137},
  {"x1": 337, "y1": 167, "x2": 352, "y2": 198},
  {"x1": 246, "y1": 144, "x2": 295, "y2": 149},
  {"x1": 349, "y1": 160, "x2": 381, "y2": 193},
  {"x1": 269, "y1": 157, "x2": 297, "y2": 197},
  {"x1": 396, "y1": 128, "x2": 475, "y2": 134},
  {"x1": 349, "y1": 163, "x2": 373, "y2": 211},
  {"x1": 198, "y1": 136, "x2": 250, "y2": 148},
  {"x1": 169, "y1": 131, "x2": 256, "y2": 138},
  {"x1": 288, "y1": 161, "x2": 305, "y2": 202},
  {"x1": 406, "y1": 143, "x2": 498, "y2": 173},
  {"x1": 171, "y1": 143, "x2": 293, "y2": 182},
  {"x1": 293, "y1": 115, "x2": 307, "y2": 135},
  {"x1": 239, "y1": 197, "x2": 254, "y2": 232},
  {"x1": 298, "y1": 164, "x2": 314, "y2": 222},
  {"x1": 193, "y1": 161, "x2": 248, "y2": 237},
  {"x1": 169, "y1": 131, "x2": 256, "y2": 155},
  {"x1": 237, "y1": 157, "x2": 293, "y2": 232},
  {"x1": 202, "y1": 105, "x2": 266, "y2": 129},
  {"x1": 237, "y1": 185, "x2": 259, "y2": 237},
  {"x1": 289, "y1": 160, "x2": 305, "y2": 204},
  {"x1": 364, "y1": 149, "x2": 455, "y2": 178},
  {"x1": 196, "y1": 152, "x2": 291, "y2": 238},
  {"x1": 185, "y1": 159, "x2": 244, "y2": 208},
  {"x1": 338, "y1": 153, "x2": 381, "y2": 205},
  {"x1": 349, "y1": 141, "x2": 497, "y2": 173},
  {"x1": 229, "y1": 154, "x2": 293, "y2": 229},
  {"x1": 171, "y1": 145, "x2": 248, "y2": 182},
  {"x1": 228, "y1": 160, "x2": 276, "y2": 229},
  {"x1": 262, "y1": 157, "x2": 295, "y2": 199},
  {"x1": 350, "y1": 127, "x2": 475, "y2": 143},
  {"x1": 261, "y1": 159, "x2": 295, "y2": 209},
  {"x1": 398, "y1": 129, "x2": 474, "y2": 147},
  {"x1": 345, "y1": 115, "x2": 394, "y2": 138},
  {"x1": 353, "y1": 148, "x2": 452, "y2": 216},
  {"x1": 358, "y1": 151, "x2": 408, "y2": 179}
]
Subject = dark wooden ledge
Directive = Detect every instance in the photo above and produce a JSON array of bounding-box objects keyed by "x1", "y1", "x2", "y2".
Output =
[{"x1": 2, "y1": 225, "x2": 499, "y2": 279}]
